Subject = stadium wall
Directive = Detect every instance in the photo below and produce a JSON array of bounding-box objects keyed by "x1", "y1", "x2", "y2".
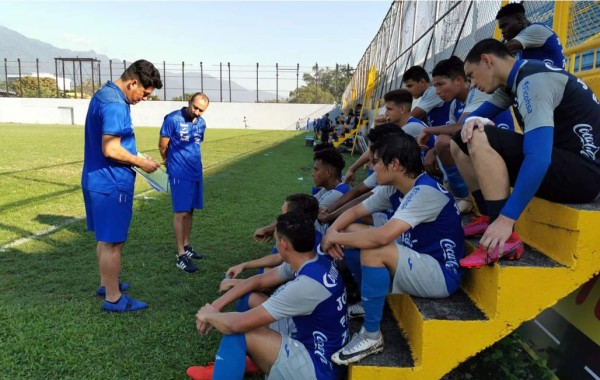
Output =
[{"x1": 0, "y1": 98, "x2": 335, "y2": 130}]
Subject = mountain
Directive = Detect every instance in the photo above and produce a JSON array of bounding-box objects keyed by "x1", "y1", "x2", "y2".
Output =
[{"x1": 0, "y1": 25, "x2": 277, "y2": 102}]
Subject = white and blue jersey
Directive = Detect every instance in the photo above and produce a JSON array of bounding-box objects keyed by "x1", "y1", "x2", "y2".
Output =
[
  {"x1": 486, "y1": 59, "x2": 600, "y2": 174},
  {"x1": 160, "y1": 107, "x2": 206, "y2": 181},
  {"x1": 82, "y1": 81, "x2": 136, "y2": 193},
  {"x1": 416, "y1": 86, "x2": 452, "y2": 127},
  {"x1": 263, "y1": 255, "x2": 348, "y2": 380},
  {"x1": 513, "y1": 23, "x2": 565, "y2": 69},
  {"x1": 450, "y1": 87, "x2": 514, "y2": 131},
  {"x1": 363, "y1": 174, "x2": 465, "y2": 293},
  {"x1": 313, "y1": 182, "x2": 351, "y2": 209}
]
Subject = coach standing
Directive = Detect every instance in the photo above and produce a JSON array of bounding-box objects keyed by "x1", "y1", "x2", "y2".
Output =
[
  {"x1": 159, "y1": 92, "x2": 210, "y2": 273},
  {"x1": 82, "y1": 60, "x2": 163, "y2": 312}
]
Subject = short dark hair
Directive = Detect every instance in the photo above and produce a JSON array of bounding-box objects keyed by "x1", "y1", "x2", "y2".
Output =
[
  {"x1": 313, "y1": 142, "x2": 335, "y2": 152},
  {"x1": 370, "y1": 132, "x2": 424, "y2": 179},
  {"x1": 496, "y1": 2, "x2": 525, "y2": 20},
  {"x1": 285, "y1": 193, "x2": 319, "y2": 222},
  {"x1": 121, "y1": 60, "x2": 163, "y2": 89},
  {"x1": 367, "y1": 123, "x2": 405, "y2": 145},
  {"x1": 432, "y1": 56, "x2": 466, "y2": 80},
  {"x1": 190, "y1": 92, "x2": 209, "y2": 105},
  {"x1": 383, "y1": 89, "x2": 413, "y2": 108},
  {"x1": 402, "y1": 66, "x2": 430, "y2": 83},
  {"x1": 313, "y1": 148, "x2": 345, "y2": 178},
  {"x1": 276, "y1": 212, "x2": 315, "y2": 253},
  {"x1": 465, "y1": 39, "x2": 512, "y2": 64}
]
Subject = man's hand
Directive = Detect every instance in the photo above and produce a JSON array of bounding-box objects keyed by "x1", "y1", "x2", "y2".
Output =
[
  {"x1": 374, "y1": 115, "x2": 388, "y2": 127},
  {"x1": 219, "y1": 278, "x2": 241, "y2": 293},
  {"x1": 479, "y1": 214, "x2": 515, "y2": 255},
  {"x1": 253, "y1": 227, "x2": 273, "y2": 242},
  {"x1": 423, "y1": 149, "x2": 442, "y2": 178},
  {"x1": 461, "y1": 117, "x2": 494, "y2": 143},
  {"x1": 343, "y1": 168, "x2": 356, "y2": 185},
  {"x1": 417, "y1": 128, "x2": 433, "y2": 149},
  {"x1": 317, "y1": 208, "x2": 332, "y2": 224},
  {"x1": 139, "y1": 156, "x2": 159, "y2": 173},
  {"x1": 321, "y1": 230, "x2": 345, "y2": 260},
  {"x1": 225, "y1": 264, "x2": 245, "y2": 279},
  {"x1": 195, "y1": 303, "x2": 218, "y2": 335}
]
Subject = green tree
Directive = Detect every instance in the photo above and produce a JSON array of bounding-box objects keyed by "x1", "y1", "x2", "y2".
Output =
[
  {"x1": 288, "y1": 85, "x2": 335, "y2": 104},
  {"x1": 172, "y1": 93, "x2": 196, "y2": 101},
  {"x1": 10, "y1": 77, "x2": 57, "y2": 98},
  {"x1": 289, "y1": 64, "x2": 354, "y2": 104}
]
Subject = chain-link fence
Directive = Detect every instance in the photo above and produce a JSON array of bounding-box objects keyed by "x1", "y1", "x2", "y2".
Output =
[
  {"x1": 0, "y1": 58, "x2": 350, "y2": 103},
  {"x1": 343, "y1": 0, "x2": 600, "y2": 111}
]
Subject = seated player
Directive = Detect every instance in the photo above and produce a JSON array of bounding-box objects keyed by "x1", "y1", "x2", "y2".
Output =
[
  {"x1": 321, "y1": 129, "x2": 465, "y2": 364},
  {"x1": 450, "y1": 39, "x2": 600, "y2": 267},
  {"x1": 188, "y1": 212, "x2": 349, "y2": 380}
]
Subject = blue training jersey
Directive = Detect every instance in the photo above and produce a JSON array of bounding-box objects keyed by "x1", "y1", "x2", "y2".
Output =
[
  {"x1": 515, "y1": 22, "x2": 565, "y2": 69},
  {"x1": 81, "y1": 81, "x2": 136, "y2": 193},
  {"x1": 160, "y1": 107, "x2": 206, "y2": 181},
  {"x1": 453, "y1": 88, "x2": 515, "y2": 131}
]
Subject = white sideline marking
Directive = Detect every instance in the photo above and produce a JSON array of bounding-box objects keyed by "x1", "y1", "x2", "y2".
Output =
[
  {"x1": 584, "y1": 366, "x2": 600, "y2": 380},
  {"x1": 533, "y1": 319, "x2": 561, "y2": 345},
  {"x1": 0, "y1": 189, "x2": 156, "y2": 252}
]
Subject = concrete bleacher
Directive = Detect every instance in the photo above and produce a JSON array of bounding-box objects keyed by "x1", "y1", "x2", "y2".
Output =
[{"x1": 346, "y1": 198, "x2": 600, "y2": 379}]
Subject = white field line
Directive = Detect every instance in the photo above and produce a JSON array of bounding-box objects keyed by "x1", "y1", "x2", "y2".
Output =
[
  {"x1": 0, "y1": 189, "x2": 156, "y2": 252},
  {"x1": 0, "y1": 133, "x2": 294, "y2": 252}
]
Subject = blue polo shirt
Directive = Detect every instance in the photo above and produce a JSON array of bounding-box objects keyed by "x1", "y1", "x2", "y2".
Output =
[
  {"x1": 81, "y1": 81, "x2": 136, "y2": 193},
  {"x1": 160, "y1": 107, "x2": 206, "y2": 181}
]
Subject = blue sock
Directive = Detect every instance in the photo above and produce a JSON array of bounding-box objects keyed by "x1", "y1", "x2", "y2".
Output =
[
  {"x1": 444, "y1": 165, "x2": 469, "y2": 199},
  {"x1": 235, "y1": 293, "x2": 251, "y2": 312},
  {"x1": 344, "y1": 248, "x2": 362, "y2": 285},
  {"x1": 361, "y1": 266, "x2": 390, "y2": 333},
  {"x1": 213, "y1": 334, "x2": 247, "y2": 379}
]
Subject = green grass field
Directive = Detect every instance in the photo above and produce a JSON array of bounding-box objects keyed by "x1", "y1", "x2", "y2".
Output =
[{"x1": 0, "y1": 124, "x2": 552, "y2": 379}]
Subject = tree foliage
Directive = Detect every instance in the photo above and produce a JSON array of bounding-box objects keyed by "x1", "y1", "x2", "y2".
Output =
[
  {"x1": 288, "y1": 64, "x2": 354, "y2": 104},
  {"x1": 10, "y1": 76, "x2": 57, "y2": 97}
]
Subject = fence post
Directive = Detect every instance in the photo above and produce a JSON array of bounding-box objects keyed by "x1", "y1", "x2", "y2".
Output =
[
  {"x1": 276, "y1": 63, "x2": 279, "y2": 103},
  {"x1": 296, "y1": 63, "x2": 299, "y2": 98},
  {"x1": 163, "y1": 61, "x2": 167, "y2": 101},
  {"x1": 219, "y1": 62, "x2": 223, "y2": 102},
  {"x1": 5, "y1": 58, "x2": 10, "y2": 95},
  {"x1": 91, "y1": 60, "x2": 96, "y2": 94},
  {"x1": 228, "y1": 62, "x2": 231, "y2": 102},
  {"x1": 200, "y1": 62, "x2": 204, "y2": 93},
  {"x1": 335, "y1": 63, "x2": 339, "y2": 103},
  {"x1": 123, "y1": 60, "x2": 126, "y2": 72},
  {"x1": 78, "y1": 60, "x2": 83, "y2": 99},
  {"x1": 36, "y1": 58, "x2": 41, "y2": 97},
  {"x1": 109, "y1": 59, "x2": 113, "y2": 82},
  {"x1": 17, "y1": 58, "x2": 22, "y2": 97},
  {"x1": 256, "y1": 62, "x2": 259, "y2": 103},
  {"x1": 315, "y1": 63, "x2": 319, "y2": 103},
  {"x1": 182, "y1": 61, "x2": 185, "y2": 100},
  {"x1": 62, "y1": 60, "x2": 66, "y2": 98}
]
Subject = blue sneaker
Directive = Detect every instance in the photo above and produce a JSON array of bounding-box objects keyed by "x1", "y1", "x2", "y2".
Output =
[
  {"x1": 184, "y1": 245, "x2": 205, "y2": 260},
  {"x1": 102, "y1": 294, "x2": 147, "y2": 313},
  {"x1": 177, "y1": 255, "x2": 198, "y2": 273},
  {"x1": 96, "y1": 282, "x2": 130, "y2": 298}
]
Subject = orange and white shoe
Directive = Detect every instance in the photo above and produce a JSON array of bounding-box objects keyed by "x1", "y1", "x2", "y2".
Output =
[
  {"x1": 460, "y1": 231, "x2": 524, "y2": 269},
  {"x1": 186, "y1": 356, "x2": 261, "y2": 380}
]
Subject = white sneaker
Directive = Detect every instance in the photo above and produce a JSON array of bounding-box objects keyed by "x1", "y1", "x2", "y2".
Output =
[
  {"x1": 331, "y1": 327, "x2": 384, "y2": 365},
  {"x1": 348, "y1": 303, "x2": 365, "y2": 319},
  {"x1": 455, "y1": 197, "x2": 474, "y2": 214}
]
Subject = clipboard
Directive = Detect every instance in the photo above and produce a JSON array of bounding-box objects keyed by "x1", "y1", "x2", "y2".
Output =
[{"x1": 133, "y1": 152, "x2": 169, "y2": 192}]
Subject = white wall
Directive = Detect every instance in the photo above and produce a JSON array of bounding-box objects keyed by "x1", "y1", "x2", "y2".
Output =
[{"x1": 0, "y1": 98, "x2": 337, "y2": 130}]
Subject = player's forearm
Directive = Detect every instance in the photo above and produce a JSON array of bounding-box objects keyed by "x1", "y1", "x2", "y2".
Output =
[
  {"x1": 327, "y1": 192, "x2": 372, "y2": 222},
  {"x1": 425, "y1": 124, "x2": 462, "y2": 136},
  {"x1": 204, "y1": 312, "x2": 244, "y2": 334},
  {"x1": 242, "y1": 254, "x2": 283, "y2": 271},
  {"x1": 349, "y1": 151, "x2": 371, "y2": 172}
]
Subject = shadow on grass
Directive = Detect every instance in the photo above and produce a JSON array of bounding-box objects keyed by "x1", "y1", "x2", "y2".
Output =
[{"x1": 0, "y1": 132, "x2": 314, "y2": 379}]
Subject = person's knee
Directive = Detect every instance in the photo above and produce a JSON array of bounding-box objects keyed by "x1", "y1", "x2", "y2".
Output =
[
  {"x1": 360, "y1": 247, "x2": 385, "y2": 266},
  {"x1": 466, "y1": 128, "x2": 491, "y2": 158},
  {"x1": 434, "y1": 135, "x2": 451, "y2": 153}
]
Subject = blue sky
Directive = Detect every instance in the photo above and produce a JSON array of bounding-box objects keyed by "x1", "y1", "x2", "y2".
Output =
[{"x1": 0, "y1": 1, "x2": 391, "y2": 68}]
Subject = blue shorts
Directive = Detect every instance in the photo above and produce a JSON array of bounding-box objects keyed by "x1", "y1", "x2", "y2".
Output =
[
  {"x1": 170, "y1": 177, "x2": 203, "y2": 212},
  {"x1": 83, "y1": 188, "x2": 133, "y2": 243}
]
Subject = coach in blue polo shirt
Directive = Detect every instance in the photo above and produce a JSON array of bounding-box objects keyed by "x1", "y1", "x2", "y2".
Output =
[
  {"x1": 82, "y1": 59, "x2": 162, "y2": 313},
  {"x1": 159, "y1": 92, "x2": 210, "y2": 273}
]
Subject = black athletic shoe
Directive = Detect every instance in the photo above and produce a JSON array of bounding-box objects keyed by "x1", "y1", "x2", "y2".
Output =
[
  {"x1": 176, "y1": 255, "x2": 198, "y2": 273},
  {"x1": 184, "y1": 245, "x2": 205, "y2": 260}
]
